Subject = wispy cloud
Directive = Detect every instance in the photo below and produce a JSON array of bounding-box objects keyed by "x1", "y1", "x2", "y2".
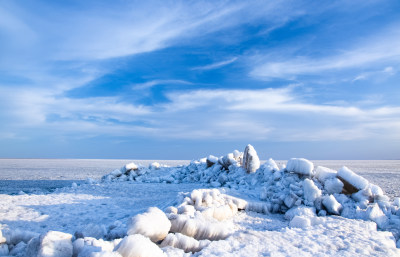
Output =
[
  {"x1": 250, "y1": 26, "x2": 400, "y2": 80},
  {"x1": 191, "y1": 57, "x2": 238, "y2": 71},
  {"x1": 132, "y1": 80, "x2": 193, "y2": 90}
]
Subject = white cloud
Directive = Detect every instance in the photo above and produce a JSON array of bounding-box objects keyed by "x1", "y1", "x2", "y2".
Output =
[
  {"x1": 191, "y1": 57, "x2": 238, "y2": 71},
  {"x1": 250, "y1": 26, "x2": 400, "y2": 80},
  {"x1": 132, "y1": 80, "x2": 192, "y2": 90}
]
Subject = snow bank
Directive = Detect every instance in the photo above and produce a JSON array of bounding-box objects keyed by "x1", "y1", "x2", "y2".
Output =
[
  {"x1": 115, "y1": 234, "x2": 165, "y2": 257},
  {"x1": 127, "y1": 207, "x2": 171, "y2": 243}
]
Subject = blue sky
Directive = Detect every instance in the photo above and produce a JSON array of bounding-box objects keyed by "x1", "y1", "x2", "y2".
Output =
[{"x1": 1, "y1": 0, "x2": 399, "y2": 160}]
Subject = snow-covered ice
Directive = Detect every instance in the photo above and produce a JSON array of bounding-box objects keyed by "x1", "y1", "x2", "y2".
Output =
[{"x1": 0, "y1": 148, "x2": 400, "y2": 256}]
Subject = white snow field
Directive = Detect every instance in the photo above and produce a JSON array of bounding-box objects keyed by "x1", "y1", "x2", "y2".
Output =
[{"x1": 0, "y1": 147, "x2": 400, "y2": 256}]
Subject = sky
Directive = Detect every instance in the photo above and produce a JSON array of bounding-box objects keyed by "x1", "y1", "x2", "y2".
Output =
[{"x1": 0, "y1": 0, "x2": 399, "y2": 160}]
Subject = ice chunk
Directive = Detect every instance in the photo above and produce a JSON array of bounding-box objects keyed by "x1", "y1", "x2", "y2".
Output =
[
  {"x1": 285, "y1": 206, "x2": 316, "y2": 220},
  {"x1": 127, "y1": 207, "x2": 171, "y2": 243},
  {"x1": 10, "y1": 241, "x2": 26, "y2": 256},
  {"x1": 38, "y1": 231, "x2": 73, "y2": 257},
  {"x1": 110, "y1": 169, "x2": 122, "y2": 177},
  {"x1": 0, "y1": 230, "x2": 6, "y2": 244},
  {"x1": 303, "y1": 179, "x2": 321, "y2": 204},
  {"x1": 366, "y1": 204, "x2": 388, "y2": 229},
  {"x1": 114, "y1": 234, "x2": 165, "y2": 257},
  {"x1": 75, "y1": 223, "x2": 106, "y2": 239},
  {"x1": 0, "y1": 244, "x2": 9, "y2": 256},
  {"x1": 242, "y1": 144, "x2": 260, "y2": 173},
  {"x1": 261, "y1": 158, "x2": 279, "y2": 178},
  {"x1": 122, "y1": 163, "x2": 138, "y2": 173},
  {"x1": 91, "y1": 252, "x2": 123, "y2": 257},
  {"x1": 393, "y1": 198, "x2": 400, "y2": 207},
  {"x1": 160, "y1": 233, "x2": 210, "y2": 253},
  {"x1": 290, "y1": 216, "x2": 311, "y2": 228},
  {"x1": 369, "y1": 184, "x2": 384, "y2": 196},
  {"x1": 149, "y1": 162, "x2": 161, "y2": 169},
  {"x1": 324, "y1": 178, "x2": 344, "y2": 194},
  {"x1": 337, "y1": 166, "x2": 368, "y2": 193},
  {"x1": 206, "y1": 155, "x2": 219, "y2": 167},
  {"x1": 169, "y1": 214, "x2": 233, "y2": 241},
  {"x1": 315, "y1": 166, "x2": 337, "y2": 183},
  {"x1": 322, "y1": 195, "x2": 342, "y2": 215},
  {"x1": 286, "y1": 158, "x2": 314, "y2": 176}
]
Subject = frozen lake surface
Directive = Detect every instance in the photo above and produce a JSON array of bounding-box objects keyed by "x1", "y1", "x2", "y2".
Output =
[
  {"x1": 0, "y1": 158, "x2": 400, "y2": 256},
  {"x1": 0, "y1": 159, "x2": 399, "y2": 197}
]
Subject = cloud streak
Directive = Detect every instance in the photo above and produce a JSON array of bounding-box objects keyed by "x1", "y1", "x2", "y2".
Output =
[{"x1": 191, "y1": 57, "x2": 238, "y2": 71}]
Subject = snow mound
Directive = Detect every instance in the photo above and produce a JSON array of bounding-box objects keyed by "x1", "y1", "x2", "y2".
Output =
[
  {"x1": 114, "y1": 234, "x2": 165, "y2": 257},
  {"x1": 127, "y1": 207, "x2": 171, "y2": 243}
]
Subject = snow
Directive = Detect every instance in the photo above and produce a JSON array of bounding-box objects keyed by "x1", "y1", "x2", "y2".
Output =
[
  {"x1": 1, "y1": 147, "x2": 400, "y2": 256},
  {"x1": 114, "y1": 234, "x2": 165, "y2": 257},
  {"x1": 338, "y1": 166, "x2": 369, "y2": 192},
  {"x1": 286, "y1": 158, "x2": 314, "y2": 176},
  {"x1": 302, "y1": 179, "x2": 322, "y2": 205},
  {"x1": 37, "y1": 231, "x2": 73, "y2": 257},
  {"x1": 322, "y1": 195, "x2": 343, "y2": 215},
  {"x1": 242, "y1": 144, "x2": 260, "y2": 173},
  {"x1": 127, "y1": 207, "x2": 171, "y2": 243}
]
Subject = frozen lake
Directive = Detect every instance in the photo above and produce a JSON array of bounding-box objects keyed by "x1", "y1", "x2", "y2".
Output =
[{"x1": 0, "y1": 159, "x2": 399, "y2": 197}]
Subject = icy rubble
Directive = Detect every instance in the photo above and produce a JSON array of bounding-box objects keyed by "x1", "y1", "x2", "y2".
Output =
[
  {"x1": 98, "y1": 145, "x2": 400, "y2": 250},
  {"x1": 1, "y1": 144, "x2": 400, "y2": 256}
]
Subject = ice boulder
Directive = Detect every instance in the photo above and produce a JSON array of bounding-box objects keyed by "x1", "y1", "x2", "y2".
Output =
[
  {"x1": 149, "y1": 162, "x2": 161, "y2": 170},
  {"x1": 0, "y1": 244, "x2": 8, "y2": 256},
  {"x1": 38, "y1": 231, "x2": 73, "y2": 257},
  {"x1": 91, "y1": 252, "x2": 123, "y2": 257},
  {"x1": 324, "y1": 178, "x2": 344, "y2": 194},
  {"x1": 75, "y1": 223, "x2": 107, "y2": 239},
  {"x1": 289, "y1": 216, "x2": 312, "y2": 228},
  {"x1": 121, "y1": 163, "x2": 138, "y2": 174},
  {"x1": 242, "y1": 144, "x2": 260, "y2": 173},
  {"x1": 315, "y1": 166, "x2": 337, "y2": 183},
  {"x1": 0, "y1": 229, "x2": 6, "y2": 244},
  {"x1": 285, "y1": 206, "x2": 316, "y2": 221},
  {"x1": 337, "y1": 166, "x2": 369, "y2": 194},
  {"x1": 303, "y1": 179, "x2": 321, "y2": 205},
  {"x1": 206, "y1": 155, "x2": 219, "y2": 167},
  {"x1": 160, "y1": 233, "x2": 210, "y2": 253},
  {"x1": 286, "y1": 158, "x2": 314, "y2": 176},
  {"x1": 322, "y1": 195, "x2": 342, "y2": 215},
  {"x1": 366, "y1": 204, "x2": 388, "y2": 229},
  {"x1": 115, "y1": 234, "x2": 165, "y2": 257},
  {"x1": 127, "y1": 207, "x2": 171, "y2": 243}
]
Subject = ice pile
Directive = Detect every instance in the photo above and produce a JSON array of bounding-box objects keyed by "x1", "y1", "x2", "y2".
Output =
[
  {"x1": 101, "y1": 144, "x2": 400, "y2": 242},
  {"x1": 2, "y1": 144, "x2": 400, "y2": 256}
]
